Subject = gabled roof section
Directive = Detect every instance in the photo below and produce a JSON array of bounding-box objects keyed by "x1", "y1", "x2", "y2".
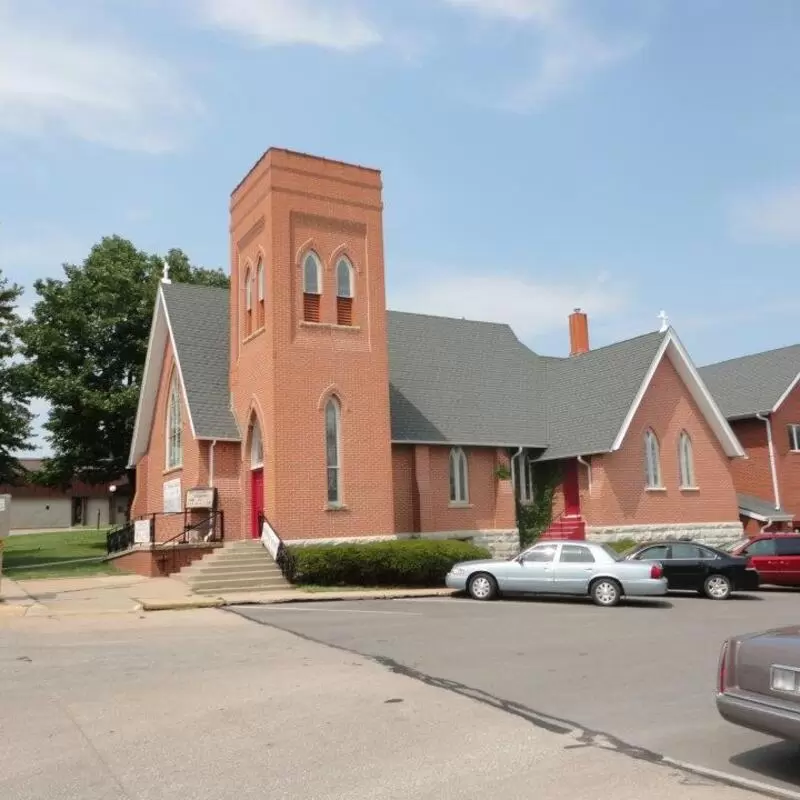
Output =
[
  {"x1": 160, "y1": 283, "x2": 240, "y2": 442},
  {"x1": 538, "y1": 331, "x2": 666, "y2": 460},
  {"x1": 388, "y1": 312, "x2": 548, "y2": 447},
  {"x1": 699, "y1": 344, "x2": 800, "y2": 420},
  {"x1": 128, "y1": 283, "x2": 239, "y2": 468},
  {"x1": 737, "y1": 493, "x2": 794, "y2": 523}
]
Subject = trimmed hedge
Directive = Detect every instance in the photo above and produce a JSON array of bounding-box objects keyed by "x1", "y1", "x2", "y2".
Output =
[
  {"x1": 605, "y1": 538, "x2": 639, "y2": 555},
  {"x1": 287, "y1": 539, "x2": 491, "y2": 587}
]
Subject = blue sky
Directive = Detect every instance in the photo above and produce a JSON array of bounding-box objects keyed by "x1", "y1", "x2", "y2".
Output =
[{"x1": 1, "y1": 0, "x2": 799, "y2": 453}]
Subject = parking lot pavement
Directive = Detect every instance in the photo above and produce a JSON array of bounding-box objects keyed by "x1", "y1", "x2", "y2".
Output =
[
  {"x1": 0, "y1": 609, "x2": 769, "y2": 800},
  {"x1": 231, "y1": 590, "x2": 800, "y2": 798}
]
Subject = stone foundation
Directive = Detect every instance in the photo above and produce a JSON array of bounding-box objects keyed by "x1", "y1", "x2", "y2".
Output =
[
  {"x1": 586, "y1": 522, "x2": 744, "y2": 548},
  {"x1": 286, "y1": 529, "x2": 520, "y2": 559}
]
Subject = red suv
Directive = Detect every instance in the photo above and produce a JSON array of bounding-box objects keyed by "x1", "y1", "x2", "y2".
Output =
[{"x1": 728, "y1": 534, "x2": 800, "y2": 587}]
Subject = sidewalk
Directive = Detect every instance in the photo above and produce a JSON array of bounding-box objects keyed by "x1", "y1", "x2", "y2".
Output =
[{"x1": 0, "y1": 573, "x2": 454, "y2": 618}]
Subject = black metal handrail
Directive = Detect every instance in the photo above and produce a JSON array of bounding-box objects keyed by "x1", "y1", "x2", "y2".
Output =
[
  {"x1": 152, "y1": 511, "x2": 225, "y2": 575},
  {"x1": 258, "y1": 512, "x2": 295, "y2": 582},
  {"x1": 106, "y1": 521, "x2": 135, "y2": 554}
]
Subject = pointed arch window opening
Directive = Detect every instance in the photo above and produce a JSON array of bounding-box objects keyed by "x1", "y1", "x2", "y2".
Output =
[
  {"x1": 166, "y1": 373, "x2": 182, "y2": 470},
  {"x1": 256, "y1": 258, "x2": 265, "y2": 329},
  {"x1": 251, "y1": 420, "x2": 264, "y2": 470},
  {"x1": 303, "y1": 252, "x2": 322, "y2": 323},
  {"x1": 678, "y1": 431, "x2": 696, "y2": 488},
  {"x1": 449, "y1": 447, "x2": 469, "y2": 504},
  {"x1": 325, "y1": 398, "x2": 342, "y2": 505},
  {"x1": 644, "y1": 429, "x2": 662, "y2": 489},
  {"x1": 244, "y1": 267, "x2": 253, "y2": 337},
  {"x1": 336, "y1": 257, "x2": 354, "y2": 326}
]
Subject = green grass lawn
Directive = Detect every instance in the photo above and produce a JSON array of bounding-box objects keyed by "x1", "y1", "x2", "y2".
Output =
[{"x1": 1, "y1": 529, "x2": 126, "y2": 580}]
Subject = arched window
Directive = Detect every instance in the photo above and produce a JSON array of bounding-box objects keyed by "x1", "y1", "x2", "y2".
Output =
[
  {"x1": 256, "y1": 258, "x2": 265, "y2": 328},
  {"x1": 513, "y1": 449, "x2": 534, "y2": 504},
  {"x1": 678, "y1": 431, "x2": 695, "y2": 488},
  {"x1": 251, "y1": 419, "x2": 264, "y2": 470},
  {"x1": 644, "y1": 429, "x2": 662, "y2": 489},
  {"x1": 325, "y1": 398, "x2": 342, "y2": 505},
  {"x1": 244, "y1": 267, "x2": 253, "y2": 336},
  {"x1": 336, "y1": 258, "x2": 354, "y2": 326},
  {"x1": 449, "y1": 447, "x2": 469, "y2": 504},
  {"x1": 302, "y1": 252, "x2": 322, "y2": 323},
  {"x1": 166, "y1": 373, "x2": 182, "y2": 469}
]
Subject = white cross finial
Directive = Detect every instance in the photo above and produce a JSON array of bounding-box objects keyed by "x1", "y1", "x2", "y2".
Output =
[
  {"x1": 161, "y1": 258, "x2": 171, "y2": 284},
  {"x1": 657, "y1": 310, "x2": 669, "y2": 332}
]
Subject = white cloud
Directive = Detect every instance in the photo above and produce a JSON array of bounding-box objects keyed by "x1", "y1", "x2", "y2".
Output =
[
  {"x1": 444, "y1": 0, "x2": 645, "y2": 110},
  {"x1": 193, "y1": 0, "x2": 381, "y2": 50},
  {"x1": 729, "y1": 183, "x2": 800, "y2": 244},
  {"x1": 389, "y1": 269, "x2": 628, "y2": 342},
  {"x1": 0, "y1": 2, "x2": 201, "y2": 153}
]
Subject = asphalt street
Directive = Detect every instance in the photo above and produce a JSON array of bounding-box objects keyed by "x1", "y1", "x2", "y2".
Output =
[
  {"x1": 232, "y1": 589, "x2": 800, "y2": 797},
  {"x1": 0, "y1": 606, "x2": 767, "y2": 800}
]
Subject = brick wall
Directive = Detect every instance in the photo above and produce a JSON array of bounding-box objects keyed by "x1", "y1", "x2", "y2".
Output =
[
  {"x1": 130, "y1": 341, "x2": 200, "y2": 543},
  {"x1": 728, "y1": 382, "x2": 800, "y2": 524},
  {"x1": 773, "y1": 382, "x2": 800, "y2": 521},
  {"x1": 581, "y1": 355, "x2": 739, "y2": 526},
  {"x1": 392, "y1": 445, "x2": 415, "y2": 533},
  {"x1": 229, "y1": 149, "x2": 396, "y2": 543}
]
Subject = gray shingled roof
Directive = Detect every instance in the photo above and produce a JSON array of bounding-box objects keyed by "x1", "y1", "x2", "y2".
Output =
[
  {"x1": 156, "y1": 285, "x2": 673, "y2": 456},
  {"x1": 699, "y1": 344, "x2": 800, "y2": 420},
  {"x1": 387, "y1": 312, "x2": 548, "y2": 447},
  {"x1": 161, "y1": 283, "x2": 240, "y2": 441},
  {"x1": 539, "y1": 331, "x2": 666, "y2": 460},
  {"x1": 737, "y1": 493, "x2": 794, "y2": 522}
]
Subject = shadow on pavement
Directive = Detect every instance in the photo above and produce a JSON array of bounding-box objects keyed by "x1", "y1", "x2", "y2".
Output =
[
  {"x1": 484, "y1": 595, "x2": 674, "y2": 610},
  {"x1": 729, "y1": 740, "x2": 800, "y2": 788}
]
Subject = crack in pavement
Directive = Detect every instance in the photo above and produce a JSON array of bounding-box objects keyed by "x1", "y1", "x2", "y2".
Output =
[{"x1": 227, "y1": 606, "x2": 795, "y2": 800}]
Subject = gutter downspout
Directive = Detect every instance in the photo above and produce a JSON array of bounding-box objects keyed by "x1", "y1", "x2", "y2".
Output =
[
  {"x1": 760, "y1": 517, "x2": 774, "y2": 534},
  {"x1": 209, "y1": 440, "x2": 217, "y2": 488},
  {"x1": 756, "y1": 413, "x2": 781, "y2": 511},
  {"x1": 510, "y1": 447, "x2": 523, "y2": 497},
  {"x1": 577, "y1": 455, "x2": 592, "y2": 493}
]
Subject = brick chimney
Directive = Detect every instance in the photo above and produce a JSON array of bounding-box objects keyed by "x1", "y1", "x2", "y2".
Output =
[{"x1": 568, "y1": 308, "x2": 590, "y2": 356}]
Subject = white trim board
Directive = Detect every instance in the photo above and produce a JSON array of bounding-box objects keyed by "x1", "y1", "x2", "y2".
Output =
[
  {"x1": 611, "y1": 328, "x2": 745, "y2": 459},
  {"x1": 127, "y1": 286, "x2": 196, "y2": 468},
  {"x1": 773, "y1": 371, "x2": 800, "y2": 414},
  {"x1": 738, "y1": 507, "x2": 794, "y2": 523}
]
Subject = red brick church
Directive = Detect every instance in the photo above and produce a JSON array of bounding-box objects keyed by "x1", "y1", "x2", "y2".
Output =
[{"x1": 126, "y1": 147, "x2": 795, "y2": 573}]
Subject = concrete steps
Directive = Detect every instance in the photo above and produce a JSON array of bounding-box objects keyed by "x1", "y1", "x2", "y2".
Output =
[{"x1": 176, "y1": 539, "x2": 293, "y2": 595}]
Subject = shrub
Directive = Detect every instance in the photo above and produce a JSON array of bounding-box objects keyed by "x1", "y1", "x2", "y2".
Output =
[
  {"x1": 605, "y1": 538, "x2": 639, "y2": 555},
  {"x1": 287, "y1": 539, "x2": 491, "y2": 587}
]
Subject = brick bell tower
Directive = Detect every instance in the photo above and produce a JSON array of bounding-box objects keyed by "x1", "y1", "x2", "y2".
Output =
[{"x1": 229, "y1": 148, "x2": 395, "y2": 542}]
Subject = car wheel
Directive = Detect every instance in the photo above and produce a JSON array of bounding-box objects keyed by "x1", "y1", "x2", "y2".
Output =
[
  {"x1": 467, "y1": 573, "x2": 498, "y2": 601},
  {"x1": 704, "y1": 574, "x2": 732, "y2": 600},
  {"x1": 591, "y1": 578, "x2": 621, "y2": 607}
]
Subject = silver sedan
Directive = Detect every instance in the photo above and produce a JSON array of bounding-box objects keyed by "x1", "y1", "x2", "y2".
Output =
[{"x1": 445, "y1": 540, "x2": 668, "y2": 607}]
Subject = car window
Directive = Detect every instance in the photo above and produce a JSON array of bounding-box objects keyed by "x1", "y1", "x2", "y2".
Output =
[
  {"x1": 638, "y1": 545, "x2": 670, "y2": 560},
  {"x1": 671, "y1": 543, "x2": 703, "y2": 560},
  {"x1": 696, "y1": 546, "x2": 718, "y2": 559},
  {"x1": 524, "y1": 545, "x2": 557, "y2": 563},
  {"x1": 600, "y1": 544, "x2": 622, "y2": 562},
  {"x1": 743, "y1": 538, "x2": 777, "y2": 556},
  {"x1": 776, "y1": 537, "x2": 800, "y2": 556},
  {"x1": 559, "y1": 545, "x2": 595, "y2": 564}
]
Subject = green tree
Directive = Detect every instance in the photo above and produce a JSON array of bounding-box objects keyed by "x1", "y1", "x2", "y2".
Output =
[
  {"x1": 18, "y1": 236, "x2": 228, "y2": 486},
  {"x1": 0, "y1": 270, "x2": 32, "y2": 483}
]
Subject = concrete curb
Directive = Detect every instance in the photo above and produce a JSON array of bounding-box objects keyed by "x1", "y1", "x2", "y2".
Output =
[
  {"x1": 662, "y1": 756, "x2": 800, "y2": 800},
  {"x1": 139, "y1": 587, "x2": 455, "y2": 612}
]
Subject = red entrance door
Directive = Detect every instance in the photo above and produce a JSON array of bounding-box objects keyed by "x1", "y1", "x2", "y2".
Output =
[
  {"x1": 562, "y1": 459, "x2": 581, "y2": 516},
  {"x1": 250, "y1": 468, "x2": 264, "y2": 539}
]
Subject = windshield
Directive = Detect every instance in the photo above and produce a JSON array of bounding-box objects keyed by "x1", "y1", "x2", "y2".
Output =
[
  {"x1": 722, "y1": 538, "x2": 749, "y2": 553},
  {"x1": 600, "y1": 544, "x2": 622, "y2": 562}
]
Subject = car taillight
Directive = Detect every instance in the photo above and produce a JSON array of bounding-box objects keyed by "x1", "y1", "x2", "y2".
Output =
[
  {"x1": 650, "y1": 563, "x2": 663, "y2": 579},
  {"x1": 719, "y1": 641, "x2": 729, "y2": 693}
]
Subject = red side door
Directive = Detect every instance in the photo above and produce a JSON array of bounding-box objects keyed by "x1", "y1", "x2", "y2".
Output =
[
  {"x1": 741, "y1": 537, "x2": 780, "y2": 584},
  {"x1": 775, "y1": 536, "x2": 800, "y2": 586},
  {"x1": 250, "y1": 468, "x2": 264, "y2": 539},
  {"x1": 562, "y1": 459, "x2": 581, "y2": 517}
]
